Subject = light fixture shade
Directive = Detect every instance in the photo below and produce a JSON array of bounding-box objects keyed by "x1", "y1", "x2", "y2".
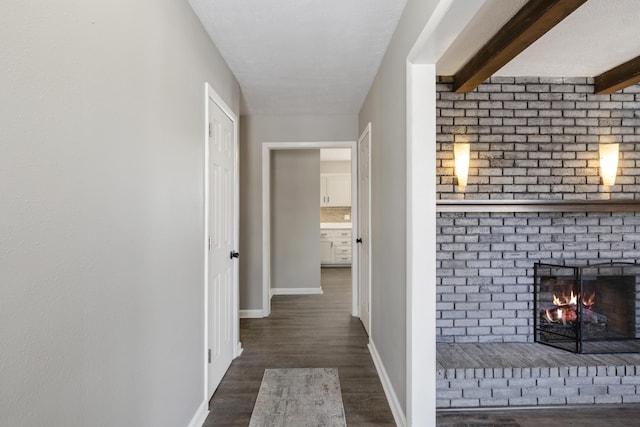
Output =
[
  {"x1": 454, "y1": 142, "x2": 470, "y2": 187},
  {"x1": 599, "y1": 143, "x2": 619, "y2": 186}
]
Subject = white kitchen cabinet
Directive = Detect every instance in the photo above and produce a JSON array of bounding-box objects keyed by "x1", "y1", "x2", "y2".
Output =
[
  {"x1": 320, "y1": 228, "x2": 352, "y2": 266},
  {"x1": 320, "y1": 174, "x2": 351, "y2": 207},
  {"x1": 320, "y1": 238, "x2": 333, "y2": 264}
]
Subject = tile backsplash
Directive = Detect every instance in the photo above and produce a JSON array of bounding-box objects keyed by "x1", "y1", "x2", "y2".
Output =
[{"x1": 320, "y1": 207, "x2": 352, "y2": 223}]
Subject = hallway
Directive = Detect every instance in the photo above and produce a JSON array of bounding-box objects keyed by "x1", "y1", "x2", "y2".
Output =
[{"x1": 205, "y1": 267, "x2": 395, "y2": 426}]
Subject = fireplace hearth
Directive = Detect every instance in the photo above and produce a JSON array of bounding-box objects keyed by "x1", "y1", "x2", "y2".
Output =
[{"x1": 534, "y1": 262, "x2": 640, "y2": 354}]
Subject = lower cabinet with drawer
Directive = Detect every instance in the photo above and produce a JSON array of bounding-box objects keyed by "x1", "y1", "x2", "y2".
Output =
[{"x1": 320, "y1": 228, "x2": 352, "y2": 266}]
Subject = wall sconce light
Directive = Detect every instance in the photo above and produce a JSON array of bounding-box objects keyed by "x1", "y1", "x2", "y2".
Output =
[
  {"x1": 454, "y1": 142, "x2": 470, "y2": 187},
  {"x1": 599, "y1": 142, "x2": 619, "y2": 186}
]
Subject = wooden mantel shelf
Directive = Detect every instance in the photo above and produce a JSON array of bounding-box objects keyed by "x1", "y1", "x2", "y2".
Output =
[{"x1": 436, "y1": 199, "x2": 640, "y2": 213}]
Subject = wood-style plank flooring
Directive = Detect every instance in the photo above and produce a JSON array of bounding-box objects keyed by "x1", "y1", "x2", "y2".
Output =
[
  {"x1": 437, "y1": 405, "x2": 640, "y2": 426},
  {"x1": 204, "y1": 267, "x2": 395, "y2": 426}
]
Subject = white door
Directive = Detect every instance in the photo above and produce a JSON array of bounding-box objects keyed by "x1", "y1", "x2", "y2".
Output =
[
  {"x1": 358, "y1": 124, "x2": 371, "y2": 335},
  {"x1": 207, "y1": 95, "x2": 236, "y2": 398}
]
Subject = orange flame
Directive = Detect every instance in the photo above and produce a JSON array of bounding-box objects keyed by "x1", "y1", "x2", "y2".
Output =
[
  {"x1": 545, "y1": 290, "x2": 595, "y2": 324},
  {"x1": 552, "y1": 291, "x2": 577, "y2": 306},
  {"x1": 545, "y1": 309, "x2": 553, "y2": 322},
  {"x1": 582, "y1": 291, "x2": 595, "y2": 308}
]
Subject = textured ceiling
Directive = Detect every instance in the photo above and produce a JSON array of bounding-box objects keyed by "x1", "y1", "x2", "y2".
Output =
[
  {"x1": 436, "y1": 0, "x2": 527, "y2": 75},
  {"x1": 438, "y1": 0, "x2": 640, "y2": 78},
  {"x1": 189, "y1": 0, "x2": 407, "y2": 115},
  {"x1": 190, "y1": 0, "x2": 640, "y2": 116},
  {"x1": 498, "y1": 0, "x2": 640, "y2": 77}
]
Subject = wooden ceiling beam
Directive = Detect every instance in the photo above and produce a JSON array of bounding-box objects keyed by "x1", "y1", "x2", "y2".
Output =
[
  {"x1": 594, "y1": 55, "x2": 640, "y2": 94},
  {"x1": 453, "y1": 0, "x2": 587, "y2": 93}
]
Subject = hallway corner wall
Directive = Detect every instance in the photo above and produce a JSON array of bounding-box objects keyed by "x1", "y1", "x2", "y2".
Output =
[
  {"x1": 0, "y1": 0, "x2": 239, "y2": 425},
  {"x1": 358, "y1": 0, "x2": 440, "y2": 421},
  {"x1": 270, "y1": 149, "x2": 321, "y2": 292},
  {"x1": 238, "y1": 115, "x2": 358, "y2": 310}
]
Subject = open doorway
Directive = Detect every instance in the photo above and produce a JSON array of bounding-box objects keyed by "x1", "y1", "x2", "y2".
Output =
[
  {"x1": 320, "y1": 148, "x2": 353, "y2": 268},
  {"x1": 261, "y1": 141, "x2": 358, "y2": 317}
]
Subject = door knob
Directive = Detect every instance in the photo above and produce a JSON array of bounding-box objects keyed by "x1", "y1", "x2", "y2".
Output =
[
  {"x1": 230, "y1": 251, "x2": 240, "y2": 259},
  {"x1": 356, "y1": 238, "x2": 363, "y2": 244}
]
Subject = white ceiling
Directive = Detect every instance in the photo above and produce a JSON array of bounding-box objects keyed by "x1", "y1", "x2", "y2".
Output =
[
  {"x1": 435, "y1": 0, "x2": 527, "y2": 75},
  {"x1": 189, "y1": 0, "x2": 640, "y2": 117},
  {"x1": 188, "y1": 0, "x2": 407, "y2": 115},
  {"x1": 438, "y1": 0, "x2": 640, "y2": 78}
]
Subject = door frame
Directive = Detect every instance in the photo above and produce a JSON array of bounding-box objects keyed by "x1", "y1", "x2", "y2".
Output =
[
  {"x1": 357, "y1": 123, "x2": 372, "y2": 336},
  {"x1": 404, "y1": 1, "x2": 486, "y2": 424},
  {"x1": 203, "y1": 83, "x2": 241, "y2": 401},
  {"x1": 261, "y1": 141, "x2": 358, "y2": 317}
]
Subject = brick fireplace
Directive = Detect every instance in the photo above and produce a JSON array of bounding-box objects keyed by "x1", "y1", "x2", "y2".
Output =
[
  {"x1": 436, "y1": 76, "x2": 640, "y2": 345},
  {"x1": 436, "y1": 77, "x2": 640, "y2": 408}
]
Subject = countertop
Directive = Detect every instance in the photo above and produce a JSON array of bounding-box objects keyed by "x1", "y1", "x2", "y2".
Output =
[{"x1": 320, "y1": 222, "x2": 352, "y2": 229}]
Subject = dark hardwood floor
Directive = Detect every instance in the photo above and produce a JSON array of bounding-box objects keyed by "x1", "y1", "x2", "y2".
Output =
[
  {"x1": 204, "y1": 267, "x2": 396, "y2": 426},
  {"x1": 437, "y1": 405, "x2": 640, "y2": 426}
]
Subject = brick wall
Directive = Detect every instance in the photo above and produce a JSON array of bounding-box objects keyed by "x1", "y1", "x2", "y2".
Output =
[
  {"x1": 436, "y1": 77, "x2": 640, "y2": 343},
  {"x1": 438, "y1": 361, "x2": 640, "y2": 408}
]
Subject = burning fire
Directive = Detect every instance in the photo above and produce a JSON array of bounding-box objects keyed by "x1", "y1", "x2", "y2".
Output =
[
  {"x1": 544, "y1": 290, "x2": 596, "y2": 325},
  {"x1": 552, "y1": 291, "x2": 577, "y2": 306}
]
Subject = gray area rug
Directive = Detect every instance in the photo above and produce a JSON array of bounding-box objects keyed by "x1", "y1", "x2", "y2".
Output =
[{"x1": 249, "y1": 368, "x2": 347, "y2": 427}]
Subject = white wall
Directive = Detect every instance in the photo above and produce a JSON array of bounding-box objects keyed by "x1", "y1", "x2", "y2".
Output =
[
  {"x1": 271, "y1": 150, "x2": 321, "y2": 290},
  {"x1": 358, "y1": 0, "x2": 439, "y2": 416},
  {"x1": 0, "y1": 0, "x2": 239, "y2": 425},
  {"x1": 239, "y1": 115, "x2": 357, "y2": 309}
]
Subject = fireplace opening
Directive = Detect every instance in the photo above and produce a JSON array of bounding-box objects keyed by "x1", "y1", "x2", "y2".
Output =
[{"x1": 534, "y1": 262, "x2": 640, "y2": 354}]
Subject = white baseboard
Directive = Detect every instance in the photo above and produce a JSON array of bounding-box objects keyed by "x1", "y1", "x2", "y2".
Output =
[
  {"x1": 239, "y1": 309, "x2": 265, "y2": 318},
  {"x1": 270, "y1": 287, "x2": 323, "y2": 296},
  {"x1": 368, "y1": 340, "x2": 406, "y2": 427},
  {"x1": 187, "y1": 399, "x2": 209, "y2": 427}
]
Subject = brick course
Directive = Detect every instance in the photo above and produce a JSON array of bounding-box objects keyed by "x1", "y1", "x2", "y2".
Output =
[{"x1": 437, "y1": 351, "x2": 640, "y2": 409}]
